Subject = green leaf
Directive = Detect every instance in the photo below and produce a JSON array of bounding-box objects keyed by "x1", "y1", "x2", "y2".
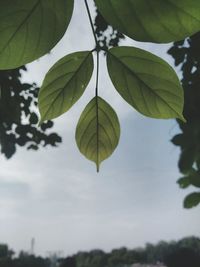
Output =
[
  {"x1": 39, "y1": 51, "x2": 94, "y2": 122},
  {"x1": 0, "y1": 0, "x2": 74, "y2": 69},
  {"x1": 171, "y1": 134, "x2": 185, "y2": 147},
  {"x1": 95, "y1": 0, "x2": 200, "y2": 43},
  {"x1": 177, "y1": 177, "x2": 191, "y2": 189},
  {"x1": 75, "y1": 97, "x2": 120, "y2": 172},
  {"x1": 107, "y1": 46, "x2": 185, "y2": 120},
  {"x1": 189, "y1": 171, "x2": 200, "y2": 188},
  {"x1": 184, "y1": 192, "x2": 200, "y2": 209},
  {"x1": 178, "y1": 147, "x2": 196, "y2": 174}
]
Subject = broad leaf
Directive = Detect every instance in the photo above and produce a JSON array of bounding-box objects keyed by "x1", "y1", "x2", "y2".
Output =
[
  {"x1": 95, "y1": 0, "x2": 200, "y2": 43},
  {"x1": 184, "y1": 192, "x2": 200, "y2": 209},
  {"x1": 39, "y1": 51, "x2": 94, "y2": 122},
  {"x1": 107, "y1": 46, "x2": 185, "y2": 120},
  {"x1": 0, "y1": 0, "x2": 74, "y2": 69},
  {"x1": 76, "y1": 97, "x2": 120, "y2": 171}
]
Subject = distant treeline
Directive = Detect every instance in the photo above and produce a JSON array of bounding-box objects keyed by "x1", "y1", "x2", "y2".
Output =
[
  {"x1": 0, "y1": 236, "x2": 200, "y2": 267},
  {"x1": 60, "y1": 236, "x2": 200, "y2": 267}
]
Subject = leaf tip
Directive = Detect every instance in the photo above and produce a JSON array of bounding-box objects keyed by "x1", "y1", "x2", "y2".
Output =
[
  {"x1": 96, "y1": 163, "x2": 100, "y2": 173},
  {"x1": 182, "y1": 118, "x2": 187, "y2": 123},
  {"x1": 178, "y1": 114, "x2": 186, "y2": 123},
  {"x1": 38, "y1": 118, "x2": 44, "y2": 127}
]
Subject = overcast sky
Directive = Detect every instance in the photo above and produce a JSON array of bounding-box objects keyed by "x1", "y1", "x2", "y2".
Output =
[{"x1": 0, "y1": 1, "x2": 199, "y2": 257}]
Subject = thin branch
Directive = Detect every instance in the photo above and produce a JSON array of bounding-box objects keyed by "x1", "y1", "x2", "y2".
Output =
[
  {"x1": 84, "y1": 0, "x2": 100, "y2": 171},
  {"x1": 95, "y1": 51, "x2": 100, "y2": 172},
  {"x1": 84, "y1": 0, "x2": 99, "y2": 49}
]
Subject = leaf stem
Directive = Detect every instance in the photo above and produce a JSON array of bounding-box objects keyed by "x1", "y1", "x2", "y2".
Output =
[
  {"x1": 95, "y1": 50, "x2": 100, "y2": 172},
  {"x1": 84, "y1": 0, "x2": 100, "y2": 171},
  {"x1": 84, "y1": 0, "x2": 99, "y2": 49}
]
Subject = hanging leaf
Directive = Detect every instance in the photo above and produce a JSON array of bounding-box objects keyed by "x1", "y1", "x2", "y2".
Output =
[
  {"x1": 189, "y1": 171, "x2": 200, "y2": 188},
  {"x1": 0, "y1": 0, "x2": 74, "y2": 69},
  {"x1": 95, "y1": 0, "x2": 200, "y2": 43},
  {"x1": 184, "y1": 192, "x2": 200, "y2": 208},
  {"x1": 177, "y1": 177, "x2": 191, "y2": 189},
  {"x1": 107, "y1": 46, "x2": 185, "y2": 120},
  {"x1": 178, "y1": 147, "x2": 196, "y2": 174},
  {"x1": 171, "y1": 134, "x2": 187, "y2": 147},
  {"x1": 177, "y1": 168, "x2": 200, "y2": 189},
  {"x1": 39, "y1": 51, "x2": 94, "y2": 122},
  {"x1": 76, "y1": 97, "x2": 120, "y2": 171}
]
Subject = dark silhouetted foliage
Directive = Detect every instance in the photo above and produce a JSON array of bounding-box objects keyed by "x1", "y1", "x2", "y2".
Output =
[
  {"x1": 94, "y1": 9, "x2": 125, "y2": 51},
  {"x1": 0, "y1": 66, "x2": 61, "y2": 159},
  {"x1": 60, "y1": 256, "x2": 76, "y2": 267},
  {"x1": 58, "y1": 236, "x2": 200, "y2": 267},
  {"x1": 168, "y1": 32, "x2": 200, "y2": 207},
  {"x1": 0, "y1": 244, "x2": 14, "y2": 259},
  {"x1": 165, "y1": 247, "x2": 200, "y2": 267},
  {"x1": 0, "y1": 250, "x2": 49, "y2": 267},
  {"x1": 1, "y1": 236, "x2": 200, "y2": 267}
]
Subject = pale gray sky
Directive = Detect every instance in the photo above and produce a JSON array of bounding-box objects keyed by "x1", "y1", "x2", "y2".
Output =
[{"x1": 0, "y1": 0, "x2": 199, "y2": 257}]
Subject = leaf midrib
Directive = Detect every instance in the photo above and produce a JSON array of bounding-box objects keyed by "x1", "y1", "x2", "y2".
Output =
[
  {"x1": 0, "y1": 0, "x2": 41, "y2": 56},
  {"x1": 108, "y1": 50, "x2": 182, "y2": 117},
  {"x1": 166, "y1": 0, "x2": 200, "y2": 23},
  {"x1": 41, "y1": 51, "x2": 92, "y2": 121}
]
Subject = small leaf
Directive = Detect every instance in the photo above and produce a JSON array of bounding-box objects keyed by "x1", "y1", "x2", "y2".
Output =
[
  {"x1": 95, "y1": 0, "x2": 200, "y2": 43},
  {"x1": 40, "y1": 121, "x2": 53, "y2": 131},
  {"x1": 39, "y1": 51, "x2": 94, "y2": 122},
  {"x1": 76, "y1": 97, "x2": 120, "y2": 171},
  {"x1": 171, "y1": 134, "x2": 185, "y2": 147},
  {"x1": 0, "y1": 0, "x2": 74, "y2": 69},
  {"x1": 184, "y1": 192, "x2": 200, "y2": 209},
  {"x1": 29, "y1": 112, "x2": 38, "y2": 124},
  {"x1": 107, "y1": 46, "x2": 185, "y2": 120},
  {"x1": 178, "y1": 147, "x2": 196, "y2": 174},
  {"x1": 177, "y1": 177, "x2": 191, "y2": 189},
  {"x1": 171, "y1": 133, "x2": 193, "y2": 148},
  {"x1": 189, "y1": 172, "x2": 200, "y2": 188}
]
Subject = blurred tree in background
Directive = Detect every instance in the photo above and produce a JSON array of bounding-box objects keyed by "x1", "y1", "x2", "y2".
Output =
[
  {"x1": 94, "y1": 9, "x2": 125, "y2": 50},
  {"x1": 165, "y1": 247, "x2": 200, "y2": 267},
  {"x1": 0, "y1": 236, "x2": 200, "y2": 267},
  {"x1": 0, "y1": 244, "x2": 14, "y2": 258},
  {"x1": 60, "y1": 256, "x2": 76, "y2": 267},
  {"x1": 169, "y1": 33, "x2": 200, "y2": 208},
  {"x1": 0, "y1": 66, "x2": 61, "y2": 159},
  {"x1": 58, "y1": 236, "x2": 200, "y2": 267}
]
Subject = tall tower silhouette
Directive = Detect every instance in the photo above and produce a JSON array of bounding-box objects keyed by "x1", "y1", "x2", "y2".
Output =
[{"x1": 30, "y1": 237, "x2": 35, "y2": 255}]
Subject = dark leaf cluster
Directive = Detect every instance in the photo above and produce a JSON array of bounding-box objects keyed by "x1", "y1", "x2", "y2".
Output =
[
  {"x1": 0, "y1": 67, "x2": 61, "y2": 159},
  {"x1": 169, "y1": 32, "x2": 200, "y2": 208},
  {"x1": 59, "y1": 236, "x2": 200, "y2": 267},
  {"x1": 1, "y1": 236, "x2": 200, "y2": 267},
  {"x1": 94, "y1": 9, "x2": 125, "y2": 51}
]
